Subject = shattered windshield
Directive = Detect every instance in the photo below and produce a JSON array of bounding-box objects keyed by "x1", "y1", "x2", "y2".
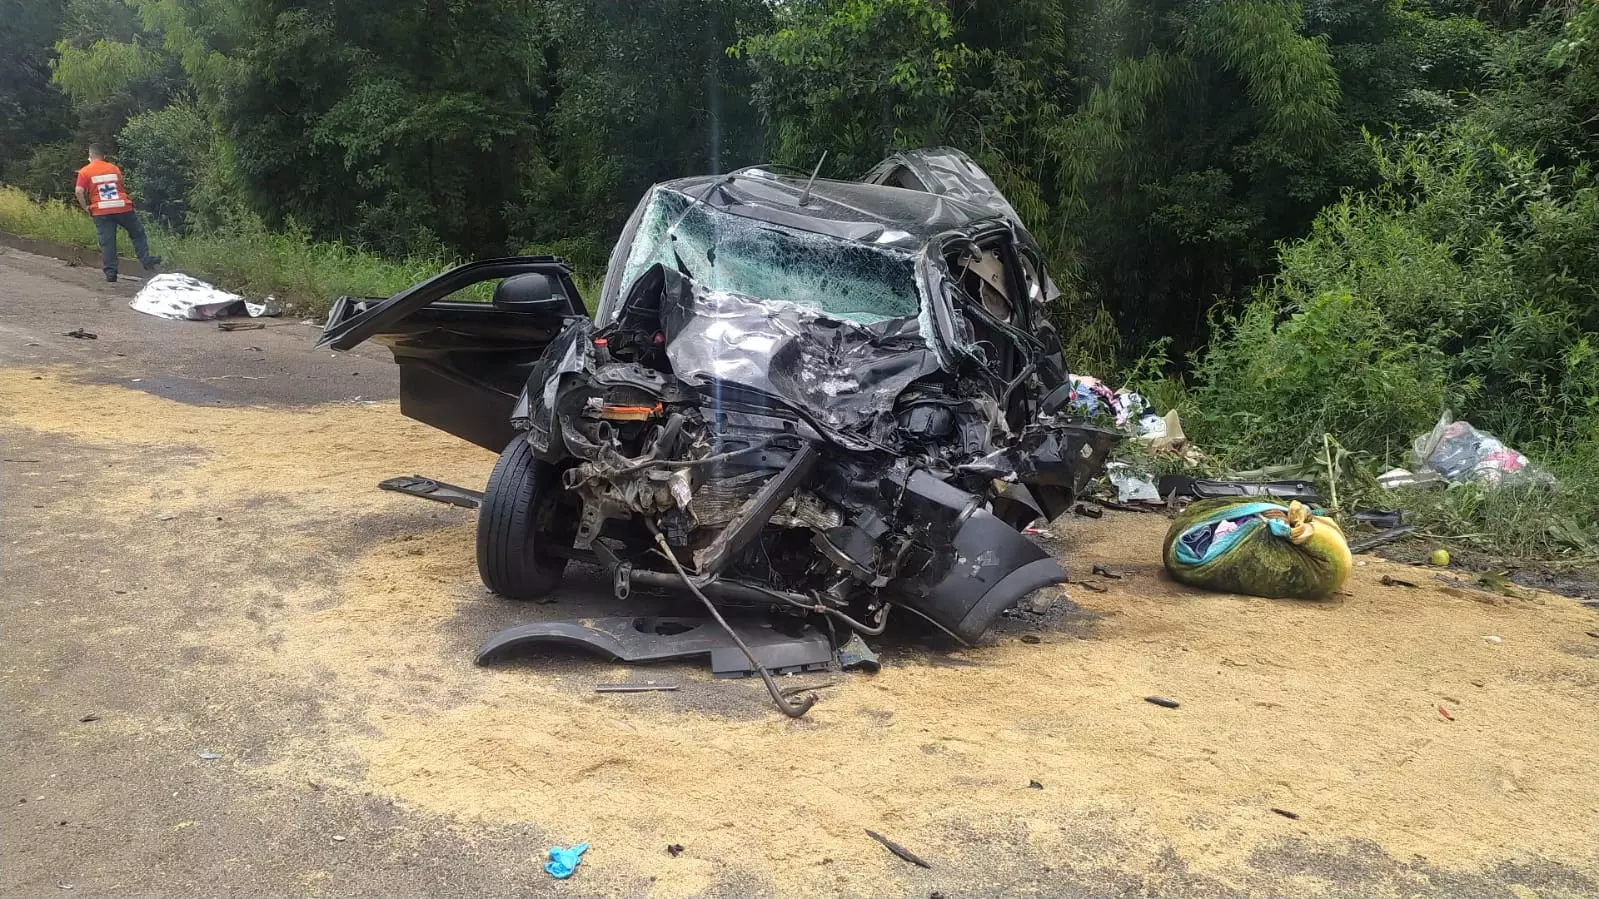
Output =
[{"x1": 618, "y1": 187, "x2": 921, "y2": 325}]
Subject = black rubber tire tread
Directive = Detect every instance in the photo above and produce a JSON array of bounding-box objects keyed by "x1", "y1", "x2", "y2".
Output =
[{"x1": 477, "y1": 435, "x2": 570, "y2": 601}]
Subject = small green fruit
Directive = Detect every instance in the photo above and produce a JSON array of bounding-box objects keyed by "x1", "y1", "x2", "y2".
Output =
[{"x1": 1430, "y1": 549, "x2": 1451, "y2": 567}]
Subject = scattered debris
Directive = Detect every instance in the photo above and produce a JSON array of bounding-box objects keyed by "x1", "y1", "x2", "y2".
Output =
[
  {"x1": 1028, "y1": 780, "x2": 1044, "y2": 790},
  {"x1": 1072, "y1": 503, "x2": 1104, "y2": 519},
  {"x1": 63, "y1": 328, "x2": 97, "y2": 340},
  {"x1": 1474, "y1": 571, "x2": 1535, "y2": 599},
  {"x1": 594, "y1": 683, "x2": 679, "y2": 693},
  {"x1": 1107, "y1": 463, "x2": 1161, "y2": 504},
  {"x1": 155, "y1": 513, "x2": 177, "y2": 521},
  {"x1": 545, "y1": 842, "x2": 590, "y2": 879},
  {"x1": 1483, "y1": 635, "x2": 1503, "y2": 644},
  {"x1": 477, "y1": 617, "x2": 832, "y2": 678},
  {"x1": 56, "y1": 881, "x2": 73, "y2": 890},
  {"x1": 779, "y1": 681, "x2": 835, "y2": 697},
  {"x1": 1096, "y1": 499, "x2": 1160, "y2": 513},
  {"x1": 1376, "y1": 467, "x2": 1446, "y2": 490},
  {"x1": 837, "y1": 633, "x2": 881, "y2": 673},
  {"x1": 1144, "y1": 696, "x2": 1181, "y2": 709},
  {"x1": 1430, "y1": 549, "x2": 1452, "y2": 567},
  {"x1": 130, "y1": 273, "x2": 281, "y2": 321},
  {"x1": 1091, "y1": 564, "x2": 1125, "y2": 580},
  {"x1": 1381, "y1": 575, "x2": 1418, "y2": 588},
  {"x1": 1587, "y1": 632, "x2": 1599, "y2": 640},
  {"x1": 865, "y1": 829, "x2": 932, "y2": 869},
  {"x1": 1382, "y1": 412, "x2": 1552, "y2": 490},
  {"x1": 331, "y1": 834, "x2": 347, "y2": 842},
  {"x1": 1019, "y1": 634, "x2": 1041, "y2": 645},
  {"x1": 1158, "y1": 475, "x2": 1318, "y2": 503},
  {"x1": 1271, "y1": 808, "x2": 1301, "y2": 820},
  {"x1": 1355, "y1": 509, "x2": 1403, "y2": 529},
  {"x1": 667, "y1": 844, "x2": 684, "y2": 857},
  {"x1": 1438, "y1": 705, "x2": 1454, "y2": 721},
  {"x1": 198, "y1": 752, "x2": 220, "y2": 760},
  {"x1": 378, "y1": 475, "x2": 483, "y2": 509},
  {"x1": 1074, "y1": 579, "x2": 1108, "y2": 593},
  {"x1": 217, "y1": 321, "x2": 266, "y2": 331},
  {"x1": 77, "y1": 714, "x2": 99, "y2": 723},
  {"x1": 1164, "y1": 499, "x2": 1351, "y2": 599},
  {"x1": 1348, "y1": 525, "x2": 1417, "y2": 554}
]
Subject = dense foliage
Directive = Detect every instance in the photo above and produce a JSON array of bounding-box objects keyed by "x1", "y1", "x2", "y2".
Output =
[{"x1": 2, "y1": 0, "x2": 1596, "y2": 556}]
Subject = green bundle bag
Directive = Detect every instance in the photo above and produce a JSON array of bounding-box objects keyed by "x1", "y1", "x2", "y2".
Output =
[{"x1": 1162, "y1": 498, "x2": 1352, "y2": 599}]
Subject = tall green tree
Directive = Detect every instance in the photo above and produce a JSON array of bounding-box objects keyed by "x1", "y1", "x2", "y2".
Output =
[
  {"x1": 507, "y1": 0, "x2": 772, "y2": 269},
  {"x1": 0, "y1": 0, "x2": 75, "y2": 193}
]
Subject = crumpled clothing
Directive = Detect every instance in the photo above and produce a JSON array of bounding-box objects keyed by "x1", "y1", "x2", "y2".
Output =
[
  {"x1": 1066, "y1": 374, "x2": 1117, "y2": 417},
  {"x1": 1111, "y1": 389, "x2": 1146, "y2": 428},
  {"x1": 545, "y1": 842, "x2": 590, "y2": 879}
]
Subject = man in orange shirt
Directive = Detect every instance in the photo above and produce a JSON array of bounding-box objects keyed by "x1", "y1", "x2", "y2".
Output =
[{"x1": 74, "y1": 144, "x2": 161, "y2": 283}]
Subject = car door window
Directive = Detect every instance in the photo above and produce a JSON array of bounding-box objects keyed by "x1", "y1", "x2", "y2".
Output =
[{"x1": 945, "y1": 235, "x2": 1026, "y2": 379}]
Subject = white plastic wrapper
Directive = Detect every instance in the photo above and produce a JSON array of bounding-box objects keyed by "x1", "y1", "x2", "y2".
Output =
[
  {"x1": 130, "y1": 273, "x2": 281, "y2": 321},
  {"x1": 1106, "y1": 462, "x2": 1162, "y2": 503}
]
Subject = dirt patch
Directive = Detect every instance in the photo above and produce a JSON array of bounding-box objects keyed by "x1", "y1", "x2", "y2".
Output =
[{"x1": 4, "y1": 367, "x2": 1598, "y2": 898}]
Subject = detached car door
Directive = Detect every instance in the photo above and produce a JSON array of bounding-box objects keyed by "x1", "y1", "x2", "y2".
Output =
[{"x1": 317, "y1": 256, "x2": 586, "y2": 451}]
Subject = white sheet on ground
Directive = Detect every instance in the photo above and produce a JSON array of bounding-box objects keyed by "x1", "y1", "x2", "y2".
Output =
[{"x1": 129, "y1": 273, "x2": 281, "y2": 321}]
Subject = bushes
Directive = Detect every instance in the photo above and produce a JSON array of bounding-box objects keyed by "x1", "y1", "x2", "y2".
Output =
[
  {"x1": 117, "y1": 102, "x2": 208, "y2": 230},
  {"x1": 3, "y1": 142, "x2": 82, "y2": 203},
  {"x1": 1190, "y1": 288, "x2": 1454, "y2": 468},
  {"x1": 1187, "y1": 125, "x2": 1599, "y2": 560}
]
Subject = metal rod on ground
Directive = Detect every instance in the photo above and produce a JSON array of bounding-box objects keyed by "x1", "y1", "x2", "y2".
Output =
[
  {"x1": 595, "y1": 684, "x2": 680, "y2": 693},
  {"x1": 864, "y1": 829, "x2": 932, "y2": 868},
  {"x1": 1348, "y1": 524, "x2": 1417, "y2": 554}
]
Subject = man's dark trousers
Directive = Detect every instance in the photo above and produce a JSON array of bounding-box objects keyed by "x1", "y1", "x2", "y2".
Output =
[{"x1": 94, "y1": 210, "x2": 156, "y2": 280}]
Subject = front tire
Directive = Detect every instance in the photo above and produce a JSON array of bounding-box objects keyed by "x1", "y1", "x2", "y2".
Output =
[{"x1": 477, "y1": 435, "x2": 574, "y2": 601}]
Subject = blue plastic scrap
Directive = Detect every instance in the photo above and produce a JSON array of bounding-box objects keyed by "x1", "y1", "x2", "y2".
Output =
[{"x1": 545, "y1": 843, "x2": 590, "y2": 879}]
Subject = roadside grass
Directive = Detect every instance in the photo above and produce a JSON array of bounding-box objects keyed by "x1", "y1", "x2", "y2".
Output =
[
  {"x1": 0, "y1": 186, "x2": 601, "y2": 316},
  {"x1": 1123, "y1": 369, "x2": 1599, "y2": 569},
  {"x1": 0, "y1": 185, "x2": 91, "y2": 247}
]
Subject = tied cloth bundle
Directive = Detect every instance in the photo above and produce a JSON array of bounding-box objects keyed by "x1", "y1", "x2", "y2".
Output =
[{"x1": 1163, "y1": 499, "x2": 1352, "y2": 599}]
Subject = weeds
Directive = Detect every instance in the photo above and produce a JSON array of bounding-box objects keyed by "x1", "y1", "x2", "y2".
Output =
[{"x1": 0, "y1": 187, "x2": 603, "y2": 316}]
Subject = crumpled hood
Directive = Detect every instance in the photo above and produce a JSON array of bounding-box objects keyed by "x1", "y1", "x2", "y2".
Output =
[{"x1": 634, "y1": 264, "x2": 943, "y2": 437}]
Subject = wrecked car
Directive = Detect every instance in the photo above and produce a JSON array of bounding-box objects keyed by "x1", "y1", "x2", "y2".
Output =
[{"x1": 319, "y1": 148, "x2": 1118, "y2": 715}]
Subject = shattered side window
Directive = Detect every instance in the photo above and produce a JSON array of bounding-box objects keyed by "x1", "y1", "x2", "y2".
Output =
[{"x1": 619, "y1": 187, "x2": 921, "y2": 325}]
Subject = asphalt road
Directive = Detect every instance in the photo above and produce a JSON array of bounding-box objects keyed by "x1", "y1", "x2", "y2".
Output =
[{"x1": 2, "y1": 243, "x2": 1596, "y2": 899}]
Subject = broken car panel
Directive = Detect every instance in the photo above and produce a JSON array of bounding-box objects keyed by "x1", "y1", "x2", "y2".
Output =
[{"x1": 320, "y1": 150, "x2": 1118, "y2": 714}]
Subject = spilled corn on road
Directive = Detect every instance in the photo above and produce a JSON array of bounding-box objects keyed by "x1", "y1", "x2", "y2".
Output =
[{"x1": 3, "y1": 243, "x2": 1597, "y2": 898}]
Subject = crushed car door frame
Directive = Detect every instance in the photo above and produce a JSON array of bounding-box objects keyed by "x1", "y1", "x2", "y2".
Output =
[{"x1": 317, "y1": 256, "x2": 587, "y2": 451}]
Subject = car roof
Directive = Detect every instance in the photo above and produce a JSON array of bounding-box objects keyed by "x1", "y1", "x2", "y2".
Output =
[{"x1": 653, "y1": 168, "x2": 1013, "y2": 252}]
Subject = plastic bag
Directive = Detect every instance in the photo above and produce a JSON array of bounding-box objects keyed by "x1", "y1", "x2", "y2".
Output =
[
  {"x1": 1106, "y1": 462, "x2": 1160, "y2": 503},
  {"x1": 1162, "y1": 498, "x2": 1352, "y2": 599},
  {"x1": 1409, "y1": 413, "x2": 1547, "y2": 488}
]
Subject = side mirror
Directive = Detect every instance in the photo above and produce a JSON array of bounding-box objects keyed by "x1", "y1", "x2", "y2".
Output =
[{"x1": 492, "y1": 273, "x2": 566, "y2": 312}]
